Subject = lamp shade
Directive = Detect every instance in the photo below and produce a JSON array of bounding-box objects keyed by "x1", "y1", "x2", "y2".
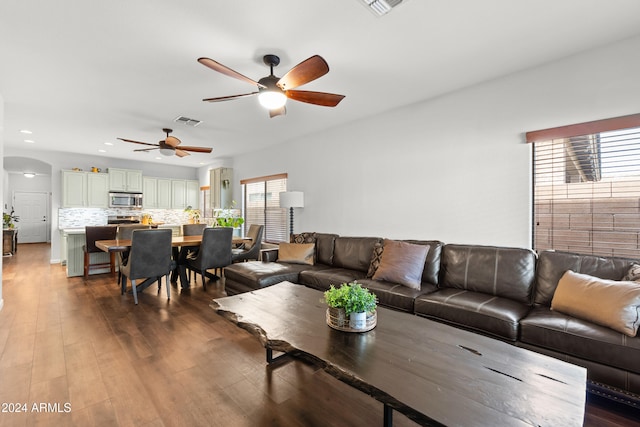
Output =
[{"x1": 279, "y1": 191, "x2": 304, "y2": 208}]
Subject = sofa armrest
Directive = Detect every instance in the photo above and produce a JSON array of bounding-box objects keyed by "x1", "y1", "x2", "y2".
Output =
[{"x1": 260, "y1": 248, "x2": 279, "y2": 262}]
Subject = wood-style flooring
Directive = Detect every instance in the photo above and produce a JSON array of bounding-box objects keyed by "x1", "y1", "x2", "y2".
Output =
[{"x1": 1, "y1": 243, "x2": 639, "y2": 426}]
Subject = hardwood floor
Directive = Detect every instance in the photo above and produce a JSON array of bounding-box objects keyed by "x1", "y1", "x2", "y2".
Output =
[{"x1": 1, "y1": 243, "x2": 639, "y2": 427}]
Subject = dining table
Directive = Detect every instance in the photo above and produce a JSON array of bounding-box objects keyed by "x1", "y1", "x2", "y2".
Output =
[{"x1": 96, "y1": 234, "x2": 252, "y2": 290}]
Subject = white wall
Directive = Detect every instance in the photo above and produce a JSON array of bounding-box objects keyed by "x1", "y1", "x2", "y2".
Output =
[{"x1": 232, "y1": 35, "x2": 640, "y2": 248}]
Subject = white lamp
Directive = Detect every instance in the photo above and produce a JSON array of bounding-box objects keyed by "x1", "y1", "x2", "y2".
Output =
[{"x1": 279, "y1": 191, "x2": 304, "y2": 237}]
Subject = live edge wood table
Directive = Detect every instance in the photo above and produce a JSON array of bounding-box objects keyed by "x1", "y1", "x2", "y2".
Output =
[{"x1": 211, "y1": 281, "x2": 586, "y2": 427}]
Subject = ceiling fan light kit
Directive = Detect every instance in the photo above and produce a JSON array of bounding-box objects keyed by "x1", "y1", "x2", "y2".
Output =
[{"x1": 198, "y1": 53, "x2": 345, "y2": 118}]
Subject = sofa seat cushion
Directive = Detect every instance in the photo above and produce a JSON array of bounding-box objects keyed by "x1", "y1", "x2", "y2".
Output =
[
  {"x1": 520, "y1": 306, "x2": 640, "y2": 374},
  {"x1": 358, "y1": 278, "x2": 437, "y2": 313},
  {"x1": 414, "y1": 288, "x2": 531, "y2": 341},
  {"x1": 298, "y1": 267, "x2": 367, "y2": 292},
  {"x1": 224, "y1": 261, "x2": 310, "y2": 290}
]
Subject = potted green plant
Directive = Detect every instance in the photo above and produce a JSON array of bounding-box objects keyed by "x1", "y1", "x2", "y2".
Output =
[
  {"x1": 3, "y1": 208, "x2": 19, "y2": 229},
  {"x1": 214, "y1": 201, "x2": 244, "y2": 230},
  {"x1": 324, "y1": 281, "x2": 377, "y2": 331}
]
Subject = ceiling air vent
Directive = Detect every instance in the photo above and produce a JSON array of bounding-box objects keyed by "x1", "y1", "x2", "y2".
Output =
[
  {"x1": 359, "y1": 0, "x2": 404, "y2": 16},
  {"x1": 174, "y1": 116, "x2": 202, "y2": 127}
]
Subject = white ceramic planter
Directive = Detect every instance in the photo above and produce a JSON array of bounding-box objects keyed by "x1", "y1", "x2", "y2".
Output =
[{"x1": 349, "y1": 311, "x2": 367, "y2": 330}]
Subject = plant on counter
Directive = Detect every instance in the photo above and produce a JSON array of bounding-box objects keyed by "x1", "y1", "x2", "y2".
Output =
[
  {"x1": 324, "y1": 281, "x2": 377, "y2": 315},
  {"x1": 184, "y1": 206, "x2": 202, "y2": 223},
  {"x1": 214, "y1": 200, "x2": 244, "y2": 228},
  {"x1": 3, "y1": 208, "x2": 19, "y2": 229}
]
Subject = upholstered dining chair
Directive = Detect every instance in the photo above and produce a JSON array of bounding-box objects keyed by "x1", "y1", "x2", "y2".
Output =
[
  {"x1": 180, "y1": 227, "x2": 233, "y2": 290},
  {"x1": 120, "y1": 228, "x2": 175, "y2": 305},
  {"x1": 179, "y1": 223, "x2": 208, "y2": 282},
  {"x1": 232, "y1": 224, "x2": 264, "y2": 262},
  {"x1": 83, "y1": 226, "x2": 117, "y2": 279},
  {"x1": 116, "y1": 224, "x2": 151, "y2": 286}
]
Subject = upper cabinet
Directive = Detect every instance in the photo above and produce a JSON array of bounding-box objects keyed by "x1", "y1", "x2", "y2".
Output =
[
  {"x1": 108, "y1": 168, "x2": 143, "y2": 192},
  {"x1": 143, "y1": 177, "x2": 172, "y2": 209},
  {"x1": 209, "y1": 167, "x2": 233, "y2": 209},
  {"x1": 62, "y1": 170, "x2": 109, "y2": 208},
  {"x1": 170, "y1": 179, "x2": 199, "y2": 209}
]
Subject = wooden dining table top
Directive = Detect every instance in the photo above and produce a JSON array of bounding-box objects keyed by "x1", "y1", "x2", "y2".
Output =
[{"x1": 96, "y1": 235, "x2": 251, "y2": 252}]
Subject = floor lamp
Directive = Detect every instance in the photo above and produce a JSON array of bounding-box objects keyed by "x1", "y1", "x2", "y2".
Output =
[{"x1": 279, "y1": 191, "x2": 304, "y2": 238}]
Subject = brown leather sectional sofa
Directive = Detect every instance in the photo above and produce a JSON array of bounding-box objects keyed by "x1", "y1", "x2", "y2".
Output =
[{"x1": 223, "y1": 232, "x2": 640, "y2": 404}]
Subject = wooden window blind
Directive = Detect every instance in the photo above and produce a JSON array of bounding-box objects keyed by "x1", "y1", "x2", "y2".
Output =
[
  {"x1": 529, "y1": 114, "x2": 640, "y2": 258},
  {"x1": 241, "y1": 174, "x2": 288, "y2": 242}
]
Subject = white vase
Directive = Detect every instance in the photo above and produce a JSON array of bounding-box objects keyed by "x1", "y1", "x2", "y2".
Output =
[{"x1": 349, "y1": 311, "x2": 367, "y2": 330}]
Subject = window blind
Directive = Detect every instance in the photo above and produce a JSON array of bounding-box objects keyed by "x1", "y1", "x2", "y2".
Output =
[
  {"x1": 241, "y1": 174, "x2": 288, "y2": 242},
  {"x1": 531, "y1": 114, "x2": 640, "y2": 258}
]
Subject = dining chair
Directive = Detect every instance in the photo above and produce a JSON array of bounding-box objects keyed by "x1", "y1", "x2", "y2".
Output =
[
  {"x1": 232, "y1": 224, "x2": 264, "y2": 262},
  {"x1": 116, "y1": 224, "x2": 151, "y2": 286},
  {"x1": 83, "y1": 226, "x2": 117, "y2": 279},
  {"x1": 120, "y1": 228, "x2": 175, "y2": 305},
  {"x1": 179, "y1": 223, "x2": 208, "y2": 282},
  {"x1": 180, "y1": 227, "x2": 233, "y2": 290}
]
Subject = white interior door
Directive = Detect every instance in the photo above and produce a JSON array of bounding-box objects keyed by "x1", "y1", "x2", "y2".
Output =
[{"x1": 13, "y1": 192, "x2": 49, "y2": 243}]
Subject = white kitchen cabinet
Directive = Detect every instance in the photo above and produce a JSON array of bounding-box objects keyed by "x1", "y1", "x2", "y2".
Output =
[
  {"x1": 62, "y1": 170, "x2": 86, "y2": 207},
  {"x1": 108, "y1": 168, "x2": 143, "y2": 192},
  {"x1": 157, "y1": 179, "x2": 172, "y2": 209},
  {"x1": 171, "y1": 179, "x2": 199, "y2": 209},
  {"x1": 62, "y1": 170, "x2": 109, "y2": 208},
  {"x1": 143, "y1": 177, "x2": 172, "y2": 209},
  {"x1": 143, "y1": 177, "x2": 158, "y2": 208},
  {"x1": 209, "y1": 167, "x2": 233, "y2": 209},
  {"x1": 87, "y1": 173, "x2": 109, "y2": 207},
  {"x1": 186, "y1": 180, "x2": 199, "y2": 209}
]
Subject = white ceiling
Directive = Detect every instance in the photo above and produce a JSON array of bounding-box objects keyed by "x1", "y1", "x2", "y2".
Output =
[{"x1": 2, "y1": 0, "x2": 640, "y2": 171}]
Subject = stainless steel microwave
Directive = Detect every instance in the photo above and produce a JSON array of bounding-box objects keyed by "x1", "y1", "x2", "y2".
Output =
[{"x1": 109, "y1": 192, "x2": 143, "y2": 209}]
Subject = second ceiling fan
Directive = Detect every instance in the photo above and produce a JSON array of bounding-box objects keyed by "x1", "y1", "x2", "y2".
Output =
[
  {"x1": 118, "y1": 128, "x2": 212, "y2": 157},
  {"x1": 198, "y1": 54, "x2": 345, "y2": 118}
]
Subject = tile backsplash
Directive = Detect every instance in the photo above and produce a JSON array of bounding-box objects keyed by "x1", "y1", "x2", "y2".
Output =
[{"x1": 58, "y1": 208, "x2": 190, "y2": 229}]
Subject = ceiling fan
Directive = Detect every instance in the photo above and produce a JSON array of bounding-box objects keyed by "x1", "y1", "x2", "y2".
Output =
[
  {"x1": 198, "y1": 54, "x2": 345, "y2": 118},
  {"x1": 117, "y1": 128, "x2": 213, "y2": 157}
]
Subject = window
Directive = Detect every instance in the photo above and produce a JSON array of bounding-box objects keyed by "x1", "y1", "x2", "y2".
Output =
[
  {"x1": 528, "y1": 113, "x2": 640, "y2": 258},
  {"x1": 241, "y1": 174, "x2": 288, "y2": 242}
]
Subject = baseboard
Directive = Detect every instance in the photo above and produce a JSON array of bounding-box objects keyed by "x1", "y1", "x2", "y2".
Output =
[
  {"x1": 50, "y1": 258, "x2": 61, "y2": 264},
  {"x1": 0, "y1": 298, "x2": 4, "y2": 312}
]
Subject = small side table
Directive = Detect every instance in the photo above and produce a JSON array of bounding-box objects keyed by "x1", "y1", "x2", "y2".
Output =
[{"x1": 3, "y1": 229, "x2": 17, "y2": 256}]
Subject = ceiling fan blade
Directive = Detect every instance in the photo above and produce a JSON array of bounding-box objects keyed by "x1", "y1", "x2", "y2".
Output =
[
  {"x1": 165, "y1": 136, "x2": 181, "y2": 147},
  {"x1": 133, "y1": 147, "x2": 159, "y2": 152},
  {"x1": 269, "y1": 106, "x2": 286, "y2": 118},
  {"x1": 202, "y1": 92, "x2": 259, "y2": 103},
  {"x1": 198, "y1": 57, "x2": 265, "y2": 88},
  {"x1": 286, "y1": 90, "x2": 345, "y2": 107},
  {"x1": 277, "y1": 55, "x2": 329, "y2": 90},
  {"x1": 178, "y1": 146, "x2": 213, "y2": 153},
  {"x1": 118, "y1": 138, "x2": 157, "y2": 147},
  {"x1": 175, "y1": 149, "x2": 190, "y2": 157}
]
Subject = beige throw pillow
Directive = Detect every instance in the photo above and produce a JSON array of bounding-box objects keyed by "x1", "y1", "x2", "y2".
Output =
[
  {"x1": 551, "y1": 270, "x2": 640, "y2": 337},
  {"x1": 278, "y1": 243, "x2": 315, "y2": 265},
  {"x1": 371, "y1": 240, "x2": 429, "y2": 290}
]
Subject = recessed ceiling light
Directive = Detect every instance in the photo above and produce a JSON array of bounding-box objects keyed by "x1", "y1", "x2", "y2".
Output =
[
  {"x1": 98, "y1": 149, "x2": 107, "y2": 153},
  {"x1": 24, "y1": 139, "x2": 35, "y2": 143},
  {"x1": 155, "y1": 157, "x2": 162, "y2": 160},
  {"x1": 20, "y1": 129, "x2": 33, "y2": 134},
  {"x1": 104, "y1": 142, "x2": 113, "y2": 146},
  {"x1": 23, "y1": 172, "x2": 36, "y2": 178}
]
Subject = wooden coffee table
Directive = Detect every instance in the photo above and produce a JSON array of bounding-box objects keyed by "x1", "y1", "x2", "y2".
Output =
[{"x1": 211, "y1": 281, "x2": 586, "y2": 426}]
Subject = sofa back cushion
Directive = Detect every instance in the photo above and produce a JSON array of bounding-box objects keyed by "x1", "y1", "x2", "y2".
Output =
[
  {"x1": 403, "y1": 240, "x2": 444, "y2": 286},
  {"x1": 333, "y1": 236, "x2": 382, "y2": 272},
  {"x1": 291, "y1": 232, "x2": 338, "y2": 266},
  {"x1": 535, "y1": 250, "x2": 638, "y2": 306},
  {"x1": 441, "y1": 244, "x2": 537, "y2": 305}
]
